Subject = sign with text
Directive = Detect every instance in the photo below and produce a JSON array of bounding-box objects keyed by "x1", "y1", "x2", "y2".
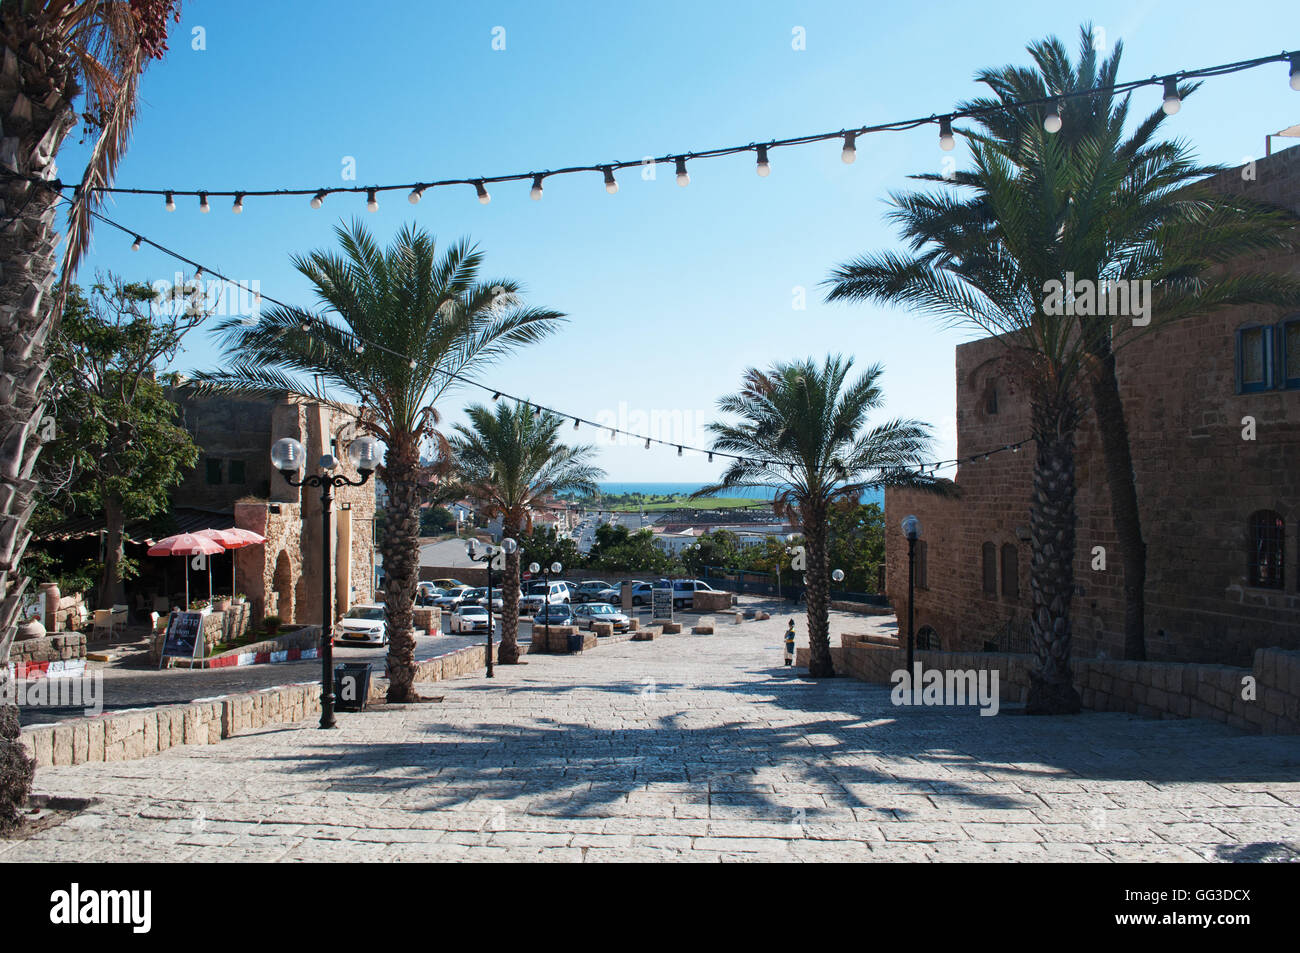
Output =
[
  {"x1": 652, "y1": 584, "x2": 674, "y2": 622},
  {"x1": 159, "y1": 611, "x2": 204, "y2": 668}
]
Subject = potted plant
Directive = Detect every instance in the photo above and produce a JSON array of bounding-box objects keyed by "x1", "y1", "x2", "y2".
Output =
[{"x1": 189, "y1": 598, "x2": 211, "y2": 614}]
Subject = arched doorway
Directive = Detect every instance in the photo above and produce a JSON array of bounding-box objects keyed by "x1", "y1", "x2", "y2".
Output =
[{"x1": 272, "y1": 550, "x2": 293, "y2": 622}]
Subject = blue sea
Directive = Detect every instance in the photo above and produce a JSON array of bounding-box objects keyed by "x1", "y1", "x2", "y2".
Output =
[{"x1": 591, "y1": 482, "x2": 884, "y2": 506}]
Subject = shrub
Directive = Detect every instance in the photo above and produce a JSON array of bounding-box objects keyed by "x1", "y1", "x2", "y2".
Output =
[{"x1": 0, "y1": 705, "x2": 34, "y2": 834}]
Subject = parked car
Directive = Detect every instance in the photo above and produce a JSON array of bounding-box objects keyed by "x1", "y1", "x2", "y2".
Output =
[
  {"x1": 449, "y1": 604, "x2": 491, "y2": 633},
  {"x1": 434, "y1": 586, "x2": 474, "y2": 610},
  {"x1": 531, "y1": 604, "x2": 574, "y2": 628},
  {"x1": 428, "y1": 578, "x2": 465, "y2": 590},
  {"x1": 572, "y1": 580, "x2": 611, "y2": 604},
  {"x1": 571, "y1": 603, "x2": 630, "y2": 633},
  {"x1": 672, "y1": 578, "x2": 722, "y2": 609},
  {"x1": 334, "y1": 604, "x2": 387, "y2": 646},
  {"x1": 462, "y1": 587, "x2": 503, "y2": 611},
  {"x1": 520, "y1": 581, "x2": 572, "y2": 615},
  {"x1": 597, "y1": 580, "x2": 652, "y2": 605}
]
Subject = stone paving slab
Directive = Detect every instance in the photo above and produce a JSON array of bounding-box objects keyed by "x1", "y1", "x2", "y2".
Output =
[{"x1": 7, "y1": 604, "x2": 1300, "y2": 862}]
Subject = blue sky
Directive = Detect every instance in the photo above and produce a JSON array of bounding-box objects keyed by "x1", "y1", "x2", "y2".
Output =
[{"x1": 61, "y1": 0, "x2": 1298, "y2": 480}]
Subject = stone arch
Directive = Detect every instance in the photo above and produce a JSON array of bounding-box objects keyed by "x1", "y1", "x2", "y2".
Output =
[
  {"x1": 916, "y1": 624, "x2": 940, "y2": 651},
  {"x1": 272, "y1": 550, "x2": 293, "y2": 622}
]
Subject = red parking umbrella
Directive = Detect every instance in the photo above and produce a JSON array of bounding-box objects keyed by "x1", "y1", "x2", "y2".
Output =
[
  {"x1": 147, "y1": 533, "x2": 224, "y2": 609},
  {"x1": 196, "y1": 527, "x2": 267, "y2": 601}
]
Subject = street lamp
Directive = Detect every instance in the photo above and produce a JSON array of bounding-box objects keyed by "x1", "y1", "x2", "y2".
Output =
[
  {"x1": 467, "y1": 536, "x2": 516, "y2": 678},
  {"x1": 530, "y1": 559, "x2": 563, "y2": 644},
  {"x1": 901, "y1": 515, "x2": 922, "y2": 675},
  {"x1": 272, "y1": 434, "x2": 381, "y2": 729}
]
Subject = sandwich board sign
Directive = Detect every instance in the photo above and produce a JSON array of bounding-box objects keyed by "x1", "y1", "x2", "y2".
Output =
[
  {"x1": 652, "y1": 581, "x2": 674, "y2": 622},
  {"x1": 159, "y1": 611, "x2": 204, "y2": 669}
]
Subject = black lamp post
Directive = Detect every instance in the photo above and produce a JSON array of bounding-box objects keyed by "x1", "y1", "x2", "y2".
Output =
[
  {"x1": 467, "y1": 536, "x2": 516, "y2": 678},
  {"x1": 901, "y1": 514, "x2": 921, "y2": 676},
  {"x1": 529, "y1": 559, "x2": 562, "y2": 644},
  {"x1": 272, "y1": 434, "x2": 381, "y2": 729}
]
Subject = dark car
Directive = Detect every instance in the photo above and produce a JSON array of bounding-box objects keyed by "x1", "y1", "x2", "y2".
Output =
[{"x1": 532, "y1": 604, "x2": 574, "y2": 627}]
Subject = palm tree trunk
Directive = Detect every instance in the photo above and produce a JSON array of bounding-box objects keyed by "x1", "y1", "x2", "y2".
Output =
[
  {"x1": 498, "y1": 515, "x2": 522, "y2": 664},
  {"x1": 0, "y1": 13, "x2": 83, "y2": 817},
  {"x1": 1088, "y1": 348, "x2": 1147, "y2": 661},
  {"x1": 1026, "y1": 402, "x2": 1083, "y2": 714},
  {"x1": 382, "y1": 436, "x2": 421, "y2": 702},
  {"x1": 803, "y1": 501, "x2": 835, "y2": 677}
]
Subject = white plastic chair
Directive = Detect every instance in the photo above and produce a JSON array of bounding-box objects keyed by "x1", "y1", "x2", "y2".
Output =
[{"x1": 92, "y1": 609, "x2": 116, "y2": 640}]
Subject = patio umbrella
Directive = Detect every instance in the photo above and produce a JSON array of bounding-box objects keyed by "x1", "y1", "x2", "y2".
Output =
[
  {"x1": 146, "y1": 533, "x2": 224, "y2": 609},
  {"x1": 195, "y1": 528, "x2": 267, "y2": 602}
]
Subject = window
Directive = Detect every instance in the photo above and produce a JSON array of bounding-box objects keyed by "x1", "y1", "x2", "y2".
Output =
[
  {"x1": 1282, "y1": 318, "x2": 1300, "y2": 389},
  {"x1": 228, "y1": 459, "x2": 246, "y2": 484},
  {"x1": 983, "y1": 380, "x2": 999, "y2": 415},
  {"x1": 1000, "y1": 544, "x2": 1019, "y2": 600},
  {"x1": 205, "y1": 458, "x2": 222, "y2": 485},
  {"x1": 1248, "y1": 510, "x2": 1284, "y2": 589},
  {"x1": 981, "y1": 542, "x2": 997, "y2": 596},
  {"x1": 916, "y1": 540, "x2": 928, "y2": 590},
  {"x1": 1237, "y1": 326, "x2": 1273, "y2": 393}
]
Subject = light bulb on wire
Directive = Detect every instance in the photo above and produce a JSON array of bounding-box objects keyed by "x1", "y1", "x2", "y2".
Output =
[
  {"x1": 675, "y1": 157, "x2": 689, "y2": 187},
  {"x1": 939, "y1": 116, "x2": 955, "y2": 151},
  {"x1": 366, "y1": 189, "x2": 378, "y2": 212},
  {"x1": 130, "y1": 235, "x2": 142, "y2": 252},
  {"x1": 475, "y1": 180, "x2": 491, "y2": 204},
  {"x1": 603, "y1": 167, "x2": 618, "y2": 194},
  {"x1": 530, "y1": 175, "x2": 544, "y2": 200},
  {"x1": 756, "y1": 144, "x2": 770, "y2": 177},
  {"x1": 1162, "y1": 77, "x2": 1181, "y2": 115},
  {"x1": 232, "y1": 193, "x2": 245, "y2": 214},
  {"x1": 310, "y1": 191, "x2": 326, "y2": 209},
  {"x1": 1043, "y1": 104, "x2": 1062, "y2": 134},
  {"x1": 198, "y1": 192, "x2": 210, "y2": 213},
  {"x1": 1291, "y1": 53, "x2": 1300, "y2": 91},
  {"x1": 841, "y1": 131, "x2": 857, "y2": 164},
  {"x1": 408, "y1": 186, "x2": 425, "y2": 205},
  {"x1": 164, "y1": 191, "x2": 175, "y2": 212}
]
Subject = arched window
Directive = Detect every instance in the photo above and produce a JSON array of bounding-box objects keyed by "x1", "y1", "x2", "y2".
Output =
[
  {"x1": 983, "y1": 380, "x2": 999, "y2": 415},
  {"x1": 1000, "y1": 543, "x2": 1019, "y2": 600},
  {"x1": 981, "y1": 542, "x2": 997, "y2": 595},
  {"x1": 1248, "y1": 510, "x2": 1285, "y2": 589}
]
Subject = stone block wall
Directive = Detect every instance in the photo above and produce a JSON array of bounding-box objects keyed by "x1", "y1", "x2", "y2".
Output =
[
  {"x1": 528, "y1": 625, "x2": 594, "y2": 654},
  {"x1": 693, "y1": 591, "x2": 735, "y2": 612},
  {"x1": 832, "y1": 634, "x2": 1300, "y2": 734},
  {"x1": 11, "y1": 633, "x2": 86, "y2": 666}
]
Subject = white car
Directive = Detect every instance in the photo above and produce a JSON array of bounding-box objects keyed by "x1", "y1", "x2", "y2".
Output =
[
  {"x1": 519, "y1": 581, "x2": 572, "y2": 615},
  {"x1": 449, "y1": 604, "x2": 492, "y2": 633},
  {"x1": 434, "y1": 586, "x2": 474, "y2": 610},
  {"x1": 335, "y1": 604, "x2": 387, "y2": 646}
]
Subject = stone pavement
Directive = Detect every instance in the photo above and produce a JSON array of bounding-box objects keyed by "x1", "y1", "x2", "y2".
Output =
[{"x1": 5, "y1": 605, "x2": 1299, "y2": 862}]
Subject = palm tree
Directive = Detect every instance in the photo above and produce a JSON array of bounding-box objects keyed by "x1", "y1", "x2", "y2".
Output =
[
  {"x1": 824, "y1": 26, "x2": 1299, "y2": 711},
  {"x1": 451, "y1": 401, "x2": 603, "y2": 664},
  {"x1": 0, "y1": 0, "x2": 178, "y2": 828},
  {"x1": 194, "y1": 221, "x2": 563, "y2": 701},
  {"x1": 698, "y1": 356, "x2": 938, "y2": 677},
  {"x1": 962, "y1": 29, "x2": 1300, "y2": 662}
]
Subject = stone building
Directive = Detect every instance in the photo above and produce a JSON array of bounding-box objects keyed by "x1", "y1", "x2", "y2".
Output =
[
  {"x1": 171, "y1": 393, "x2": 378, "y2": 626},
  {"x1": 884, "y1": 146, "x2": 1300, "y2": 667}
]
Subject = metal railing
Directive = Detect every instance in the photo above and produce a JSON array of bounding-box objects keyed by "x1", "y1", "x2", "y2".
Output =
[{"x1": 699, "y1": 565, "x2": 888, "y2": 606}]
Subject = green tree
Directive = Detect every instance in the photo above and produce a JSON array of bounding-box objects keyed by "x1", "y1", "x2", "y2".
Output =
[
  {"x1": 517, "y1": 525, "x2": 581, "y2": 575},
  {"x1": 826, "y1": 501, "x2": 885, "y2": 594},
  {"x1": 196, "y1": 222, "x2": 564, "y2": 701},
  {"x1": 587, "y1": 523, "x2": 681, "y2": 576},
  {"x1": 418, "y1": 506, "x2": 457, "y2": 536},
  {"x1": 451, "y1": 402, "x2": 603, "y2": 664},
  {"x1": 699, "y1": 356, "x2": 937, "y2": 676},
  {"x1": 37, "y1": 277, "x2": 204, "y2": 607},
  {"x1": 824, "y1": 27, "x2": 1300, "y2": 710}
]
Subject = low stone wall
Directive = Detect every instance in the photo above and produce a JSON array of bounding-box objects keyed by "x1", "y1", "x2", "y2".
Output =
[
  {"x1": 19, "y1": 682, "x2": 323, "y2": 769},
  {"x1": 830, "y1": 634, "x2": 1300, "y2": 734},
  {"x1": 405, "y1": 641, "x2": 508, "y2": 686},
  {"x1": 830, "y1": 600, "x2": 893, "y2": 616},
  {"x1": 412, "y1": 606, "x2": 441, "y2": 634},
  {"x1": 149, "y1": 623, "x2": 319, "y2": 667},
  {"x1": 11, "y1": 633, "x2": 86, "y2": 666},
  {"x1": 529, "y1": 625, "x2": 596, "y2": 654}
]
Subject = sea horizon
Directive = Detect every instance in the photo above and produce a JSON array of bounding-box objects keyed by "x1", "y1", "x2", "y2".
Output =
[{"x1": 587, "y1": 482, "x2": 885, "y2": 506}]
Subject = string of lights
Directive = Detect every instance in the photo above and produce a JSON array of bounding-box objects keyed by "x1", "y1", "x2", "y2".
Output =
[
  {"x1": 44, "y1": 48, "x2": 1299, "y2": 212},
  {"x1": 33, "y1": 183, "x2": 1032, "y2": 477}
]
